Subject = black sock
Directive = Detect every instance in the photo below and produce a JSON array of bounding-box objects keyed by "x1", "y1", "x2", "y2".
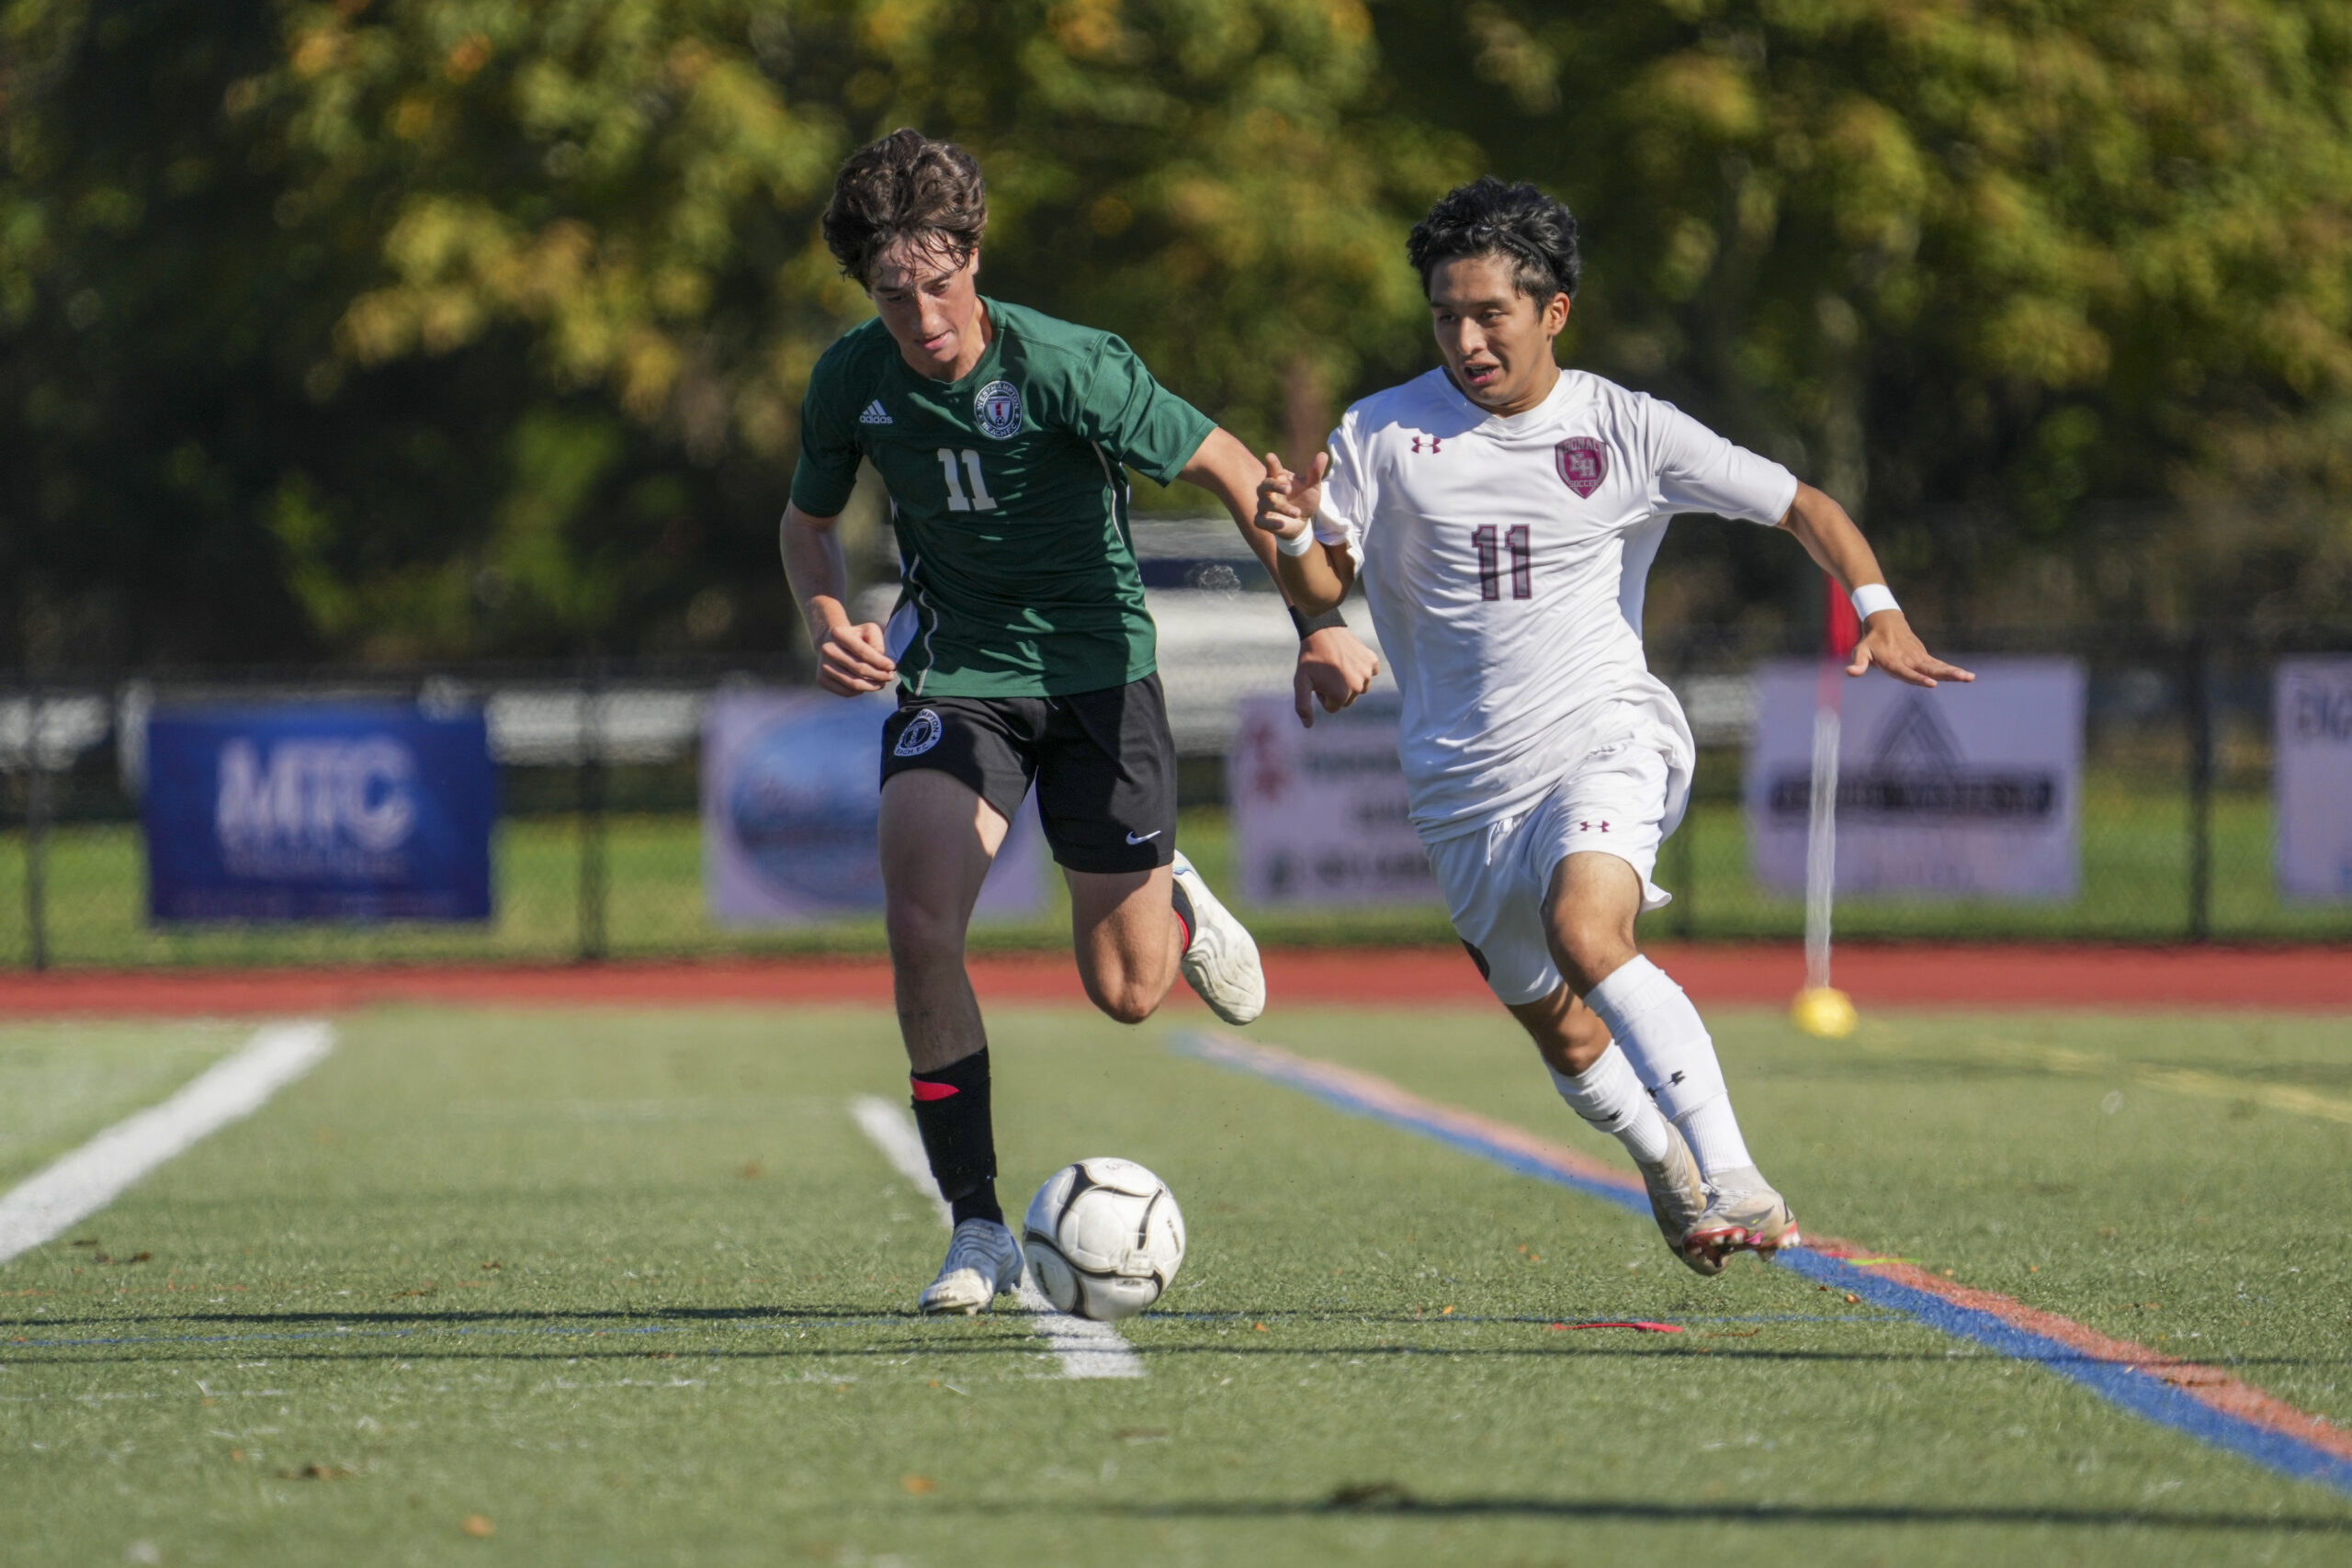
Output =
[
  {"x1": 910, "y1": 1049, "x2": 1001, "y2": 1226},
  {"x1": 1170, "y1": 876, "x2": 1196, "y2": 950}
]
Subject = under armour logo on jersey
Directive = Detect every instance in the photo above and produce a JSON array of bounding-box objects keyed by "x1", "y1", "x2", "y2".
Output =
[
  {"x1": 858, "y1": 400, "x2": 892, "y2": 425},
  {"x1": 1578, "y1": 819, "x2": 1611, "y2": 833},
  {"x1": 1411, "y1": 434, "x2": 1443, "y2": 454}
]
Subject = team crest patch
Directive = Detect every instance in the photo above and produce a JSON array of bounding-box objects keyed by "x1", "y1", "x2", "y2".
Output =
[
  {"x1": 893, "y1": 708, "x2": 944, "y2": 757},
  {"x1": 1555, "y1": 436, "x2": 1608, "y2": 499},
  {"x1": 973, "y1": 379, "x2": 1023, "y2": 440}
]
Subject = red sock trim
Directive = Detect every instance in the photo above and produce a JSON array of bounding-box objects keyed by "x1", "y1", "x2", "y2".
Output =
[
  {"x1": 910, "y1": 1077, "x2": 959, "y2": 1101},
  {"x1": 1173, "y1": 908, "x2": 1193, "y2": 949}
]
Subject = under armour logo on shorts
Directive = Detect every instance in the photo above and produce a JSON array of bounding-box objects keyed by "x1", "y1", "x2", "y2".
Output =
[{"x1": 893, "y1": 708, "x2": 944, "y2": 757}]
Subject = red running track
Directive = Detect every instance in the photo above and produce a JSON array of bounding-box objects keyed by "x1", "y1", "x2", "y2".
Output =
[{"x1": 0, "y1": 943, "x2": 2346, "y2": 1017}]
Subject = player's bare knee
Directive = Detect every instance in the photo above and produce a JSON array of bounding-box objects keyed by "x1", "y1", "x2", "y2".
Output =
[
  {"x1": 884, "y1": 900, "x2": 966, "y2": 971},
  {"x1": 1082, "y1": 968, "x2": 1161, "y2": 1026},
  {"x1": 1102, "y1": 988, "x2": 1161, "y2": 1026},
  {"x1": 1555, "y1": 919, "x2": 1635, "y2": 996}
]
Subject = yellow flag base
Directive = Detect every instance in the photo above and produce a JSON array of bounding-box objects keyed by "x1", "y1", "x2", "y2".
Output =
[{"x1": 1790, "y1": 986, "x2": 1859, "y2": 1039}]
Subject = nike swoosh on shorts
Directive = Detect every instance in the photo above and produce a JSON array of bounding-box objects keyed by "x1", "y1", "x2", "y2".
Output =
[{"x1": 1125, "y1": 830, "x2": 1162, "y2": 844}]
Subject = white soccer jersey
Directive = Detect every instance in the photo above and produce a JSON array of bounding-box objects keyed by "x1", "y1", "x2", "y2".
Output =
[{"x1": 1314, "y1": 367, "x2": 1799, "y2": 841}]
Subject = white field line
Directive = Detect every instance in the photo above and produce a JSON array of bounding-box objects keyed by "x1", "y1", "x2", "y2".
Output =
[
  {"x1": 0, "y1": 1021, "x2": 336, "y2": 1267},
  {"x1": 849, "y1": 1096, "x2": 1142, "y2": 1379}
]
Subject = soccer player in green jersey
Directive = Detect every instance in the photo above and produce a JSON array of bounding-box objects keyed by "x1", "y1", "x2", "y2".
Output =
[{"x1": 782, "y1": 130, "x2": 1382, "y2": 1315}]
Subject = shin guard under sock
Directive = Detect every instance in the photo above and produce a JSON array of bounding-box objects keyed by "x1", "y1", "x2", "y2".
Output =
[
  {"x1": 1585, "y1": 955, "x2": 1755, "y2": 1178},
  {"x1": 1548, "y1": 1046, "x2": 1672, "y2": 1166},
  {"x1": 910, "y1": 1049, "x2": 1001, "y2": 1226}
]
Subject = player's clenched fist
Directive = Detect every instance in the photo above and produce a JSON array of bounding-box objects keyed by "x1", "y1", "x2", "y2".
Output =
[
  {"x1": 814, "y1": 615, "x2": 897, "y2": 697},
  {"x1": 1254, "y1": 451, "x2": 1328, "y2": 541}
]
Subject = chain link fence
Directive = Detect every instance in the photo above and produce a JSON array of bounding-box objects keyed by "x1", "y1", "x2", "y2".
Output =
[{"x1": 4, "y1": 618, "x2": 2349, "y2": 970}]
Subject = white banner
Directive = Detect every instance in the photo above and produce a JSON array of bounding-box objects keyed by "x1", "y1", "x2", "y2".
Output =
[
  {"x1": 1227, "y1": 693, "x2": 1435, "y2": 906},
  {"x1": 1746, "y1": 659, "x2": 2084, "y2": 899},
  {"x1": 2275, "y1": 659, "x2": 2352, "y2": 902},
  {"x1": 701, "y1": 691, "x2": 1046, "y2": 925}
]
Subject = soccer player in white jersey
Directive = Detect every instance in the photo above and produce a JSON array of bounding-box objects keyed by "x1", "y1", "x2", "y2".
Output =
[{"x1": 1255, "y1": 178, "x2": 1973, "y2": 1272}]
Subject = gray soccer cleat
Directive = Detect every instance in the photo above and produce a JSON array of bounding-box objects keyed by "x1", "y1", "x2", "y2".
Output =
[
  {"x1": 1684, "y1": 1168, "x2": 1802, "y2": 1262},
  {"x1": 918, "y1": 1218, "x2": 1024, "y2": 1315},
  {"x1": 1171, "y1": 849, "x2": 1266, "y2": 1025},
  {"x1": 1635, "y1": 1119, "x2": 1721, "y2": 1277}
]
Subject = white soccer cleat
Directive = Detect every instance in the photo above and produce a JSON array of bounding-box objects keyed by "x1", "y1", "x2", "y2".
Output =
[
  {"x1": 1684, "y1": 1168, "x2": 1801, "y2": 1262},
  {"x1": 1635, "y1": 1119, "x2": 1721, "y2": 1278},
  {"x1": 1171, "y1": 849, "x2": 1266, "y2": 1025},
  {"x1": 918, "y1": 1218, "x2": 1024, "y2": 1315}
]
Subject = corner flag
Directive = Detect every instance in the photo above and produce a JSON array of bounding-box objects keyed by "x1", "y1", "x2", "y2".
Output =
[{"x1": 1792, "y1": 576, "x2": 1860, "y2": 1038}]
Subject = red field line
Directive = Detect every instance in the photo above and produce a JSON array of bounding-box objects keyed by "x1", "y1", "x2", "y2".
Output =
[
  {"x1": 1801, "y1": 1237, "x2": 2352, "y2": 1466},
  {"x1": 1183, "y1": 1031, "x2": 2352, "y2": 1483},
  {"x1": 0, "y1": 942, "x2": 2346, "y2": 1018}
]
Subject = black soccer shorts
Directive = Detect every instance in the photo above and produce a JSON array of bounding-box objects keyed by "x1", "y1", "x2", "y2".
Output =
[{"x1": 876, "y1": 675, "x2": 1179, "y2": 874}]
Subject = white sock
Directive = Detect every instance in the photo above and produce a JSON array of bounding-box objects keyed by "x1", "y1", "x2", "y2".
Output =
[
  {"x1": 1584, "y1": 955, "x2": 1755, "y2": 1179},
  {"x1": 1547, "y1": 1046, "x2": 1671, "y2": 1165},
  {"x1": 1678, "y1": 1102, "x2": 1757, "y2": 1187}
]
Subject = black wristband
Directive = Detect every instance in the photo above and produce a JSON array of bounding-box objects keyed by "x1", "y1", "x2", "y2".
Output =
[{"x1": 1288, "y1": 604, "x2": 1348, "y2": 640}]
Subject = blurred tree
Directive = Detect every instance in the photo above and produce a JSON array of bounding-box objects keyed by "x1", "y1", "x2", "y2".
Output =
[
  {"x1": 1374, "y1": 0, "x2": 2352, "y2": 628},
  {"x1": 0, "y1": 0, "x2": 1456, "y2": 665},
  {"x1": 4, "y1": 0, "x2": 2347, "y2": 666}
]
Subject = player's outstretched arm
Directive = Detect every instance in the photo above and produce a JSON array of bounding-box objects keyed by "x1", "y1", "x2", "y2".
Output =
[
  {"x1": 1251, "y1": 451, "x2": 1353, "y2": 615},
  {"x1": 1179, "y1": 428, "x2": 1378, "y2": 725},
  {"x1": 780, "y1": 502, "x2": 897, "y2": 697},
  {"x1": 1775, "y1": 484, "x2": 1973, "y2": 689}
]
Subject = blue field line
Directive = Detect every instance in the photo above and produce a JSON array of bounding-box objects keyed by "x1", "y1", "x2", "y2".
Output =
[{"x1": 1170, "y1": 1030, "x2": 2352, "y2": 1499}]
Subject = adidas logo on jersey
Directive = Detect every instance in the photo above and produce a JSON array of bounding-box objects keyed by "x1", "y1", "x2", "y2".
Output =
[{"x1": 858, "y1": 400, "x2": 892, "y2": 425}]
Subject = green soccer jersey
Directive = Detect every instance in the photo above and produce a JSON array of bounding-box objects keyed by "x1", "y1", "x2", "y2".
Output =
[{"x1": 790, "y1": 298, "x2": 1216, "y2": 698}]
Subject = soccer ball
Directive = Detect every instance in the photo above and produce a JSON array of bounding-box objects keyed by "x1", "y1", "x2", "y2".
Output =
[{"x1": 1021, "y1": 1157, "x2": 1185, "y2": 1323}]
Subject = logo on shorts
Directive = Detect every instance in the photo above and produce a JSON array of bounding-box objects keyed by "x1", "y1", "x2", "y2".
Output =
[
  {"x1": 973, "y1": 380, "x2": 1023, "y2": 440},
  {"x1": 1555, "y1": 436, "x2": 1608, "y2": 499},
  {"x1": 893, "y1": 708, "x2": 944, "y2": 757}
]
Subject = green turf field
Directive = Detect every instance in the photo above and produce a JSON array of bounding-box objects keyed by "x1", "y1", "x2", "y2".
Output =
[{"x1": 3, "y1": 1003, "x2": 2349, "y2": 1564}]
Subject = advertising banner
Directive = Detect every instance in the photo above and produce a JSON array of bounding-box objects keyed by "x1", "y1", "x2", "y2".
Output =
[
  {"x1": 1746, "y1": 659, "x2": 2084, "y2": 899},
  {"x1": 1227, "y1": 692, "x2": 1434, "y2": 906},
  {"x1": 143, "y1": 707, "x2": 493, "y2": 921},
  {"x1": 702, "y1": 691, "x2": 1045, "y2": 924},
  {"x1": 2275, "y1": 658, "x2": 2352, "y2": 902}
]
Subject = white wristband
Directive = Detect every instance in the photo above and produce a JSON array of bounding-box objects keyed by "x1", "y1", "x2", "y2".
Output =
[
  {"x1": 1275, "y1": 525, "x2": 1317, "y2": 558},
  {"x1": 1850, "y1": 583, "x2": 1900, "y2": 623}
]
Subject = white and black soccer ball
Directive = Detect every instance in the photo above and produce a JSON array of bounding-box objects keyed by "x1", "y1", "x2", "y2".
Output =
[{"x1": 1021, "y1": 1157, "x2": 1185, "y2": 1323}]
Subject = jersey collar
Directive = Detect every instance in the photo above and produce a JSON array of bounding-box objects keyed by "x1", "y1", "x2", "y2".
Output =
[{"x1": 1430, "y1": 363, "x2": 1583, "y2": 434}]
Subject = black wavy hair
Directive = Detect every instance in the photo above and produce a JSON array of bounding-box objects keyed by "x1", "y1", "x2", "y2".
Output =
[
  {"x1": 820, "y1": 129, "x2": 988, "y2": 287},
  {"x1": 1405, "y1": 177, "x2": 1581, "y2": 304}
]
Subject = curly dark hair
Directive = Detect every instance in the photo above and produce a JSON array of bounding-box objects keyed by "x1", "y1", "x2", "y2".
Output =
[
  {"x1": 820, "y1": 129, "x2": 989, "y2": 287},
  {"x1": 1405, "y1": 177, "x2": 1581, "y2": 304}
]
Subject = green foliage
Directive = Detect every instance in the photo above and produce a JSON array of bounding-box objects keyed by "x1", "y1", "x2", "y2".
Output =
[
  {"x1": 1, "y1": 0, "x2": 2347, "y2": 661},
  {"x1": 1379, "y1": 0, "x2": 2352, "y2": 624}
]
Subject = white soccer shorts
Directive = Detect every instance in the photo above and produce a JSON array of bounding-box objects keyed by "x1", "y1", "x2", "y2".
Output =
[{"x1": 1426, "y1": 742, "x2": 1682, "y2": 1008}]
